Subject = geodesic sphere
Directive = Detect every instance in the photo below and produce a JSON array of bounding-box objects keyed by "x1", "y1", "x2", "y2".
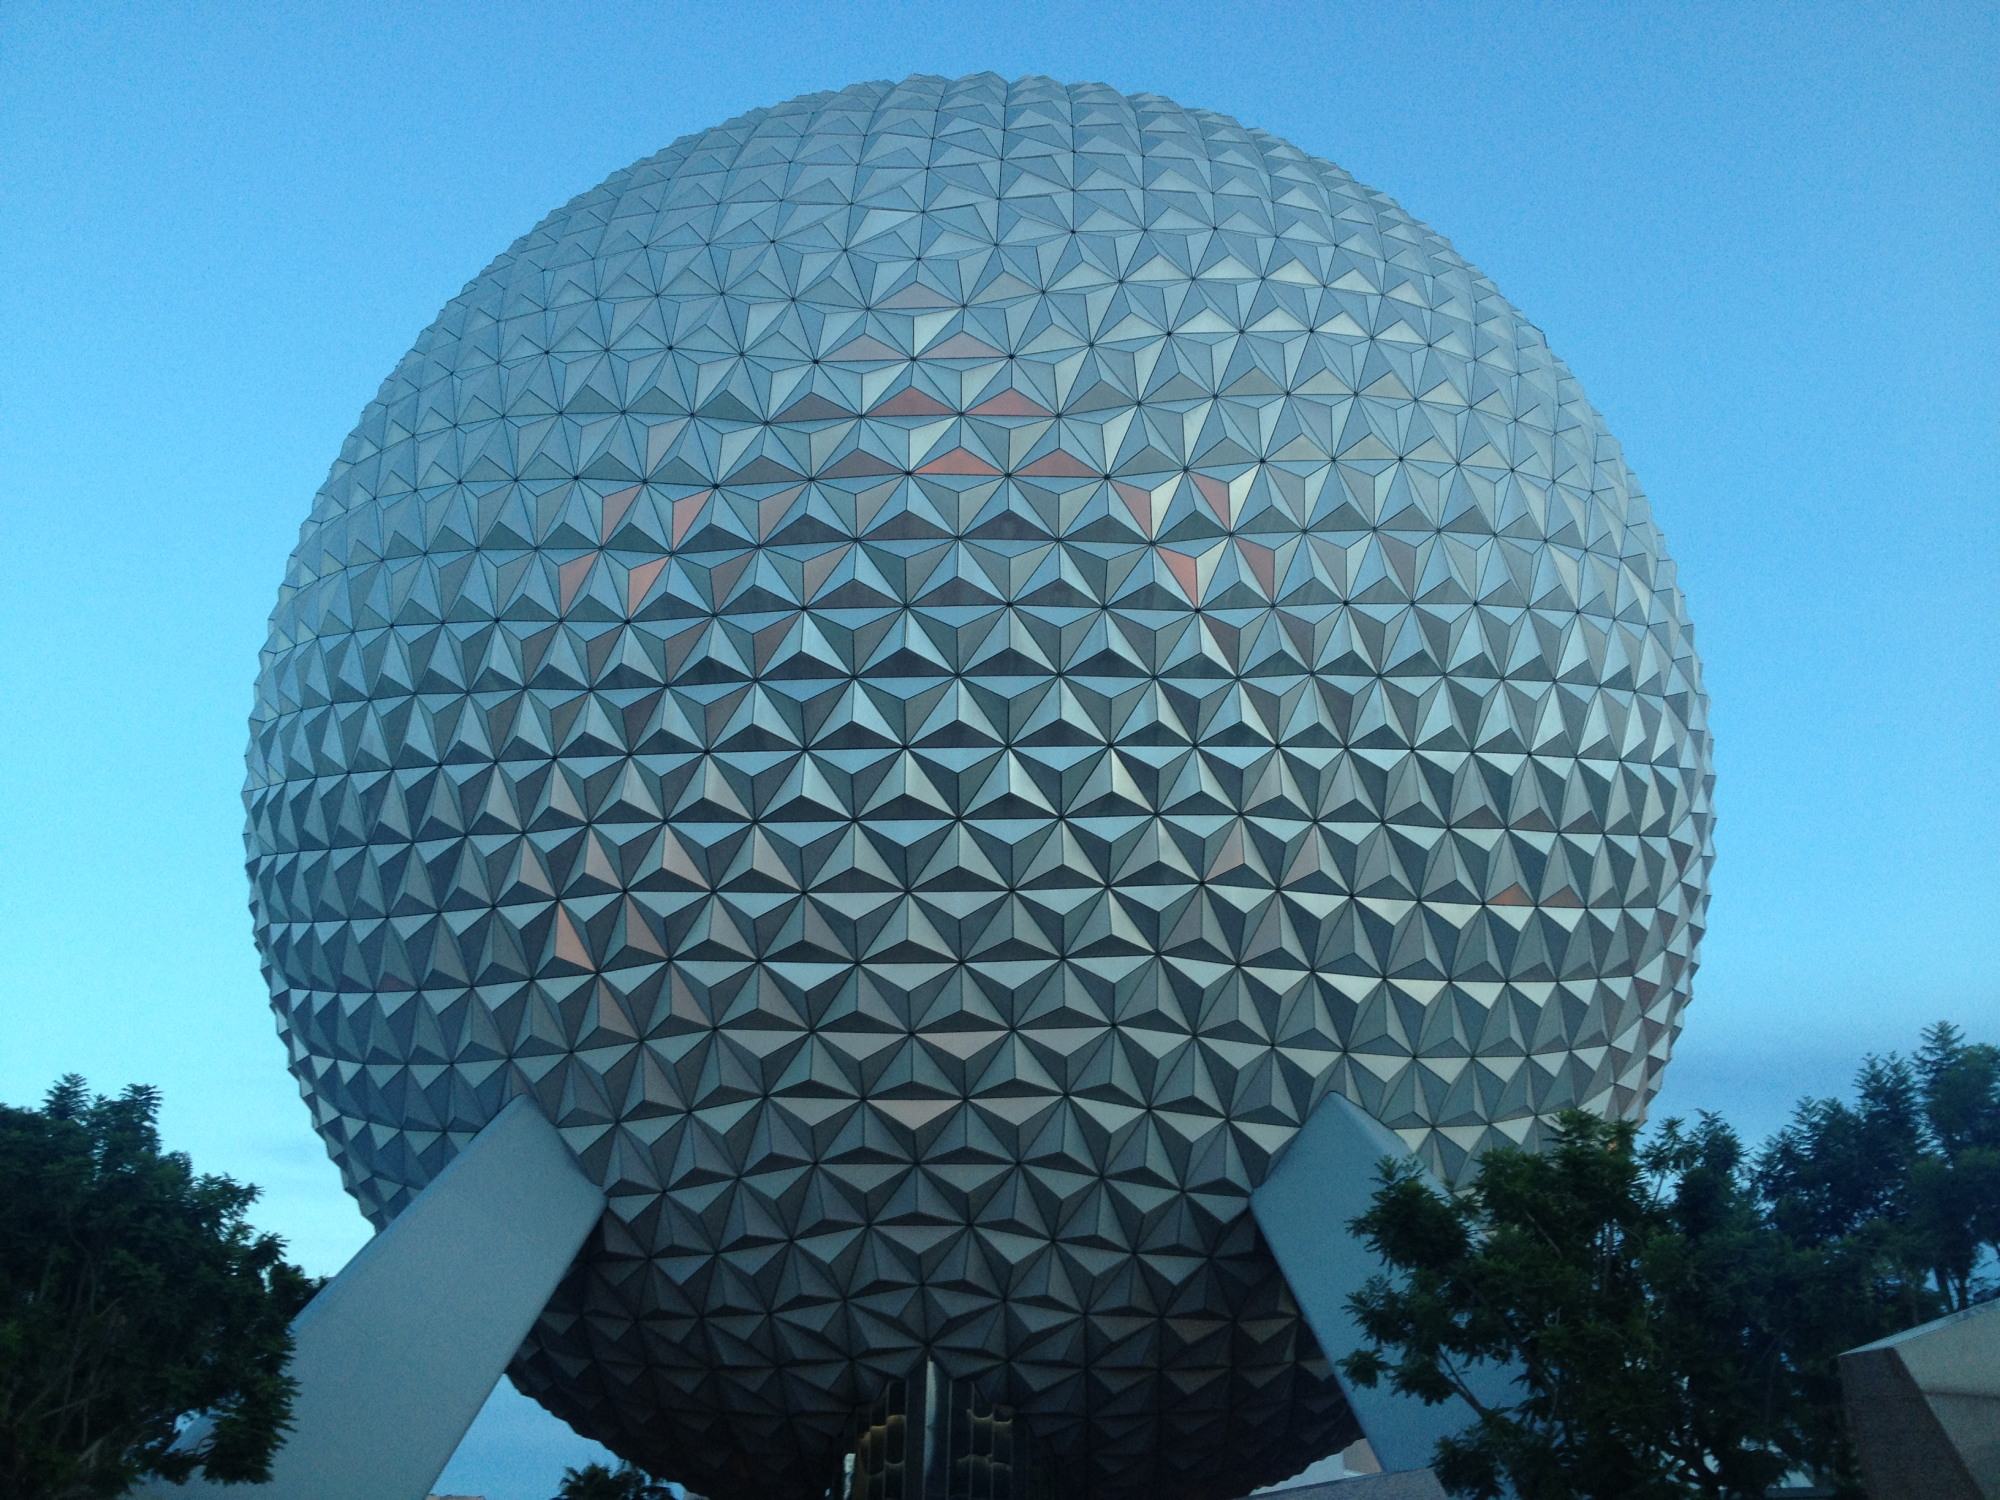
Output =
[{"x1": 246, "y1": 73, "x2": 1713, "y2": 1500}]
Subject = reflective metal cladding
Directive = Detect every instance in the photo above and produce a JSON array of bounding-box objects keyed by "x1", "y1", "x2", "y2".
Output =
[{"x1": 245, "y1": 73, "x2": 1713, "y2": 1500}]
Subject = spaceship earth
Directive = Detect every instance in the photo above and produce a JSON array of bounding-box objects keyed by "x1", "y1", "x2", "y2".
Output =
[{"x1": 245, "y1": 73, "x2": 1713, "y2": 1500}]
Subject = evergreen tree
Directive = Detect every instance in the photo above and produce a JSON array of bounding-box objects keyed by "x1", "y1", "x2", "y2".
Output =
[
  {"x1": 1340, "y1": 1020, "x2": 2000, "y2": 1500},
  {"x1": 0, "y1": 1077, "x2": 317, "y2": 1499},
  {"x1": 1342, "y1": 1111, "x2": 1814, "y2": 1500},
  {"x1": 1759, "y1": 1022, "x2": 2000, "y2": 1310},
  {"x1": 553, "y1": 1460, "x2": 674, "y2": 1500}
]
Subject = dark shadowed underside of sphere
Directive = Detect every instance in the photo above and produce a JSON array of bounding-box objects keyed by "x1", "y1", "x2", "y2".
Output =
[{"x1": 245, "y1": 74, "x2": 1712, "y2": 1500}]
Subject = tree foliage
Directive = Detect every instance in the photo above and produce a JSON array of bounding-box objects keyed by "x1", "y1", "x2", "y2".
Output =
[
  {"x1": 0, "y1": 1077, "x2": 317, "y2": 1500},
  {"x1": 1760, "y1": 1022, "x2": 2000, "y2": 1311},
  {"x1": 553, "y1": 1460, "x2": 676, "y2": 1500},
  {"x1": 1344, "y1": 1112, "x2": 1817, "y2": 1499},
  {"x1": 1340, "y1": 1023, "x2": 2000, "y2": 1500}
]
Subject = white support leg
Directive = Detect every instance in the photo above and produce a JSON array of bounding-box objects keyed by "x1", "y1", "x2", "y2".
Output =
[
  {"x1": 146, "y1": 1097, "x2": 606, "y2": 1500},
  {"x1": 1251, "y1": 1094, "x2": 1513, "y2": 1480}
]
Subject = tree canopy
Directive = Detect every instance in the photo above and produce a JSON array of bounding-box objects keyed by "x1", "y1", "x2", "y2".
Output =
[
  {"x1": 1760, "y1": 1022, "x2": 2000, "y2": 1312},
  {"x1": 0, "y1": 1077, "x2": 317, "y2": 1500},
  {"x1": 1341, "y1": 1023, "x2": 2000, "y2": 1500},
  {"x1": 552, "y1": 1460, "x2": 677, "y2": 1500}
]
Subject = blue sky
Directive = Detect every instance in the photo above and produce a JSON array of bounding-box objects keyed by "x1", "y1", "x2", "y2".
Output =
[{"x1": 2, "y1": 3, "x2": 1994, "y2": 1495}]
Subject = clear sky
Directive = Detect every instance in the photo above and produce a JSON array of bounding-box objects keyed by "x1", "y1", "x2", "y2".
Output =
[{"x1": 2, "y1": 3, "x2": 1995, "y2": 1496}]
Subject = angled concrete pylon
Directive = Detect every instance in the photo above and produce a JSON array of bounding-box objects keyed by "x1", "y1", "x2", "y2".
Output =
[
  {"x1": 1251, "y1": 1093, "x2": 1515, "y2": 1480},
  {"x1": 1842, "y1": 1296, "x2": 2000, "y2": 1499},
  {"x1": 144, "y1": 1097, "x2": 606, "y2": 1500}
]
